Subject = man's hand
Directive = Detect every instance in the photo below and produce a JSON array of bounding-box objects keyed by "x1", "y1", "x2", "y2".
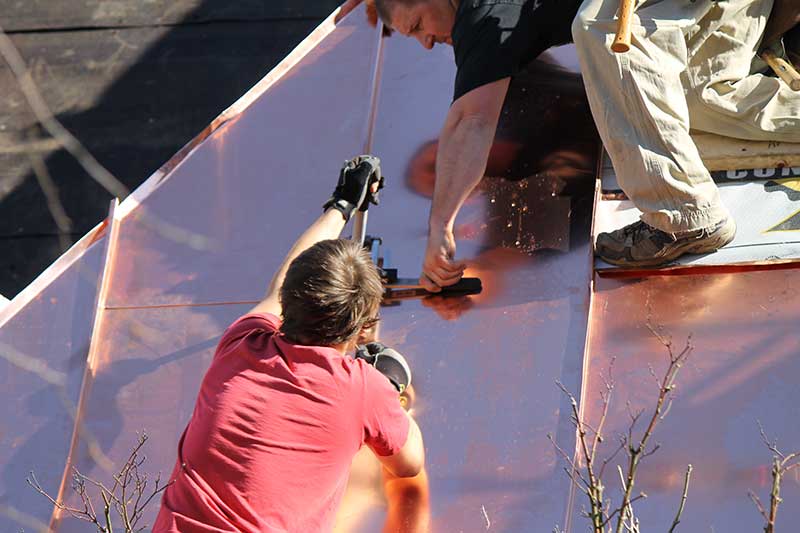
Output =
[
  {"x1": 250, "y1": 155, "x2": 382, "y2": 317},
  {"x1": 356, "y1": 342, "x2": 412, "y2": 394},
  {"x1": 420, "y1": 228, "x2": 466, "y2": 292},
  {"x1": 323, "y1": 155, "x2": 384, "y2": 221},
  {"x1": 420, "y1": 79, "x2": 509, "y2": 293}
]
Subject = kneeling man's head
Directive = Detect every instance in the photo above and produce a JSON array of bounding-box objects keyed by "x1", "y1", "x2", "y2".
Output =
[
  {"x1": 280, "y1": 239, "x2": 384, "y2": 347},
  {"x1": 375, "y1": 0, "x2": 457, "y2": 49}
]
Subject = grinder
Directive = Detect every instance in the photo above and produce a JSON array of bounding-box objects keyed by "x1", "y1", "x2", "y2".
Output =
[{"x1": 355, "y1": 342, "x2": 412, "y2": 394}]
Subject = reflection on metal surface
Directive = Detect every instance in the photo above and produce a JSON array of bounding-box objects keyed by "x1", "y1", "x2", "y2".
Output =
[
  {"x1": 367, "y1": 27, "x2": 597, "y2": 531},
  {"x1": 578, "y1": 272, "x2": 800, "y2": 532},
  {"x1": 0, "y1": 231, "x2": 106, "y2": 530},
  {"x1": 5, "y1": 5, "x2": 800, "y2": 531},
  {"x1": 0, "y1": 8, "x2": 601, "y2": 533}
]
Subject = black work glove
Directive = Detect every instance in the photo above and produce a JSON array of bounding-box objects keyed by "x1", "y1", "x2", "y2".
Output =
[
  {"x1": 355, "y1": 342, "x2": 411, "y2": 393},
  {"x1": 323, "y1": 155, "x2": 385, "y2": 220}
]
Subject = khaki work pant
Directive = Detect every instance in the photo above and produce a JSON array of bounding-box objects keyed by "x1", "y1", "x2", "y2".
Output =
[{"x1": 573, "y1": 0, "x2": 800, "y2": 233}]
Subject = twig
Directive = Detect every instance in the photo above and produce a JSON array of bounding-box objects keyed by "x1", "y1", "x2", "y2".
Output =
[
  {"x1": 749, "y1": 491, "x2": 769, "y2": 522},
  {"x1": 550, "y1": 325, "x2": 694, "y2": 533},
  {"x1": 27, "y1": 472, "x2": 102, "y2": 527},
  {"x1": 101, "y1": 490, "x2": 113, "y2": 533},
  {"x1": 767, "y1": 457, "x2": 781, "y2": 533},
  {"x1": 598, "y1": 437, "x2": 625, "y2": 479},
  {"x1": 758, "y1": 421, "x2": 784, "y2": 460},
  {"x1": 750, "y1": 422, "x2": 800, "y2": 533},
  {"x1": 667, "y1": 464, "x2": 692, "y2": 533},
  {"x1": 557, "y1": 380, "x2": 605, "y2": 532},
  {"x1": 27, "y1": 431, "x2": 171, "y2": 532},
  {"x1": 481, "y1": 504, "x2": 491, "y2": 529},
  {"x1": 615, "y1": 334, "x2": 692, "y2": 533}
]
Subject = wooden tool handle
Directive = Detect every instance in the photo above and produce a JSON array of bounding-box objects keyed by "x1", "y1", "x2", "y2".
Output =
[
  {"x1": 611, "y1": 0, "x2": 635, "y2": 53},
  {"x1": 761, "y1": 49, "x2": 800, "y2": 91}
]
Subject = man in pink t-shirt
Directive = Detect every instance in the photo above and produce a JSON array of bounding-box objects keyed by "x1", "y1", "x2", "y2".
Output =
[{"x1": 154, "y1": 156, "x2": 426, "y2": 532}]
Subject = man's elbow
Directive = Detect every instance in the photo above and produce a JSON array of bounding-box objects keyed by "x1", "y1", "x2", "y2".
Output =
[
  {"x1": 385, "y1": 433, "x2": 425, "y2": 478},
  {"x1": 391, "y1": 456, "x2": 424, "y2": 478},
  {"x1": 446, "y1": 78, "x2": 509, "y2": 132},
  {"x1": 447, "y1": 105, "x2": 498, "y2": 135}
]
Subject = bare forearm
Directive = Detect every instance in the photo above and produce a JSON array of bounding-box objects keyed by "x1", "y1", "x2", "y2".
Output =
[
  {"x1": 381, "y1": 467, "x2": 430, "y2": 533},
  {"x1": 266, "y1": 208, "x2": 346, "y2": 297},
  {"x1": 419, "y1": 79, "x2": 508, "y2": 291},
  {"x1": 429, "y1": 114, "x2": 496, "y2": 232}
]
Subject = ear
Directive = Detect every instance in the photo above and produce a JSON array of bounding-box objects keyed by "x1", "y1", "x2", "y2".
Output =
[
  {"x1": 356, "y1": 328, "x2": 376, "y2": 346},
  {"x1": 356, "y1": 320, "x2": 381, "y2": 345}
]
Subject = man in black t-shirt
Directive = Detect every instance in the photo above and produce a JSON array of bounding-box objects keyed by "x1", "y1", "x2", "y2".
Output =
[
  {"x1": 368, "y1": 0, "x2": 586, "y2": 290},
  {"x1": 343, "y1": 0, "x2": 800, "y2": 280}
]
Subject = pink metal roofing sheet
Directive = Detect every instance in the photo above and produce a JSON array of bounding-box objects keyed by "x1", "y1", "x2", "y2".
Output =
[
  {"x1": 25, "y1": 4, "x2": 800, "y2": 533},
  {"x1": 574, "y1": 272, "x2": 800, "y2": 531},
  {"x1": 105, "y1": 13, "x2": 381, "y2": 308},
  {"x1": 0, "y1": 228, "x2": 106, "y2": 530},
  {"x1": 55, "y1": 302, "x2": 249, "y2": 533},
  {"x1": 34, "y1": 7, "x2": 599, "y2": 529},
  {"x1": 367, "y1": 35, "x2": 597, "y2": 531}
]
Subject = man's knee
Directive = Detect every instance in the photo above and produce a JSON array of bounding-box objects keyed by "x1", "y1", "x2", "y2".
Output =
[
  {"x1": 571, "y1": 10, "x2": 589, "y2": 44},
  {"x1": 571, "y1": 9, "x2": 603, "y2": 49}
]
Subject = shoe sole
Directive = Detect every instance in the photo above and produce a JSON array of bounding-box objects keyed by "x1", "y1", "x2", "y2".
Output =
[{"x1": 598, "y1": 219, "x2": 737, "y2": 268}]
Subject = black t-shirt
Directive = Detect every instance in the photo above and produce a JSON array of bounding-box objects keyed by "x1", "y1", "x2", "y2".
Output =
[{"x1": 452, "y1": 0, "x2": 583, "y2": 101}]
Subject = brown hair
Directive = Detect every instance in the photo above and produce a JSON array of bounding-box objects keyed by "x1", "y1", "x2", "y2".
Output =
[
  {"x1": 374, "y1": 0, "x2": 423, "y2": 28},
  {"x1": 279, "y1": 239, "x2": 384, "y2": 346}
]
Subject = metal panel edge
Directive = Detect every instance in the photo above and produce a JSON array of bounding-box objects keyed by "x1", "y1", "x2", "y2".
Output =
[
  {"x1": 0, "y1": 219, "x2": 108, "y2": 329},
  {"x1": 561, "y1": 169, "x2": 603, "y2": 533},
  {"x1": 117, "y1": 7, "x2": 346, "y2": 220},
  {"x1": 47, "y1": 199, "x2": 122, "y2": 531}
]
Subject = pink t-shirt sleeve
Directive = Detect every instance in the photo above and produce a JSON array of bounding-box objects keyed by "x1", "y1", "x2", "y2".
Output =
[
  {"x1": 217, "y1": 312, "x2": 282, "y2": 354},
  {"x1": 361, "y1": 364, "x2": 411, "y2": 457}
]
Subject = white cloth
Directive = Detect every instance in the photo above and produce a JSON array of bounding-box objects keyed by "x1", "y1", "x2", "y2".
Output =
[{"x1": 572, "y1": 0, "x2": 800, "y2": 233}]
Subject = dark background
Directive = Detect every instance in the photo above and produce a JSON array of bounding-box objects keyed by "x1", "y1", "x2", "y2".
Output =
[{"x1": 0, "y1": 0, "x2": 342, "y2": 298}]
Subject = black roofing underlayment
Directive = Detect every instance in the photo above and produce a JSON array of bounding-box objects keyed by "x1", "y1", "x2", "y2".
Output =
[{"x1": 0, "y1": 0, "x2": 340, "y2": 298}]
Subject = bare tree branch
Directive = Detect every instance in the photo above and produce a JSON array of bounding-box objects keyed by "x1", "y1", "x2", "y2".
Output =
[
  {"x1": 750, "y1": 422, "x2": 800, "y2": 533},
  {"x1": 551, "y1": 323, "x2": 694, "y2": 533},
  {"x1": 615, "y1": 333, "x2": 692, "y2": 533},
  {"x1": 749, "y1": 491, "x2": 769, "y2": 522},
  {"x1": 27, "y1": 431, "x2": 172, "y2": 532},
  {"x1": 668, "y1": 464, "x2": 692, "y2": 533}
]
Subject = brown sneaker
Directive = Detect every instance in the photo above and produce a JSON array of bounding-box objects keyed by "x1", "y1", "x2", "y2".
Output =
[{"x1": 595, "y1": 217, "x2": 736, "y2": 267}]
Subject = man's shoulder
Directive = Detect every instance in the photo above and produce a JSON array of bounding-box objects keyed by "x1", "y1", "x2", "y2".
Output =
[
  {"x1": 453, "y1": 0, "x2": 537, "y2": 40},
  {"x1": 455, "y1": 0, "x2": 574, "y2": 22},
  {"x1": 215, "y1": 312, "x2": 282, "y2": 356},
  {"x1": 226, "y1": 312, "x2": 282, "y2": 336}
]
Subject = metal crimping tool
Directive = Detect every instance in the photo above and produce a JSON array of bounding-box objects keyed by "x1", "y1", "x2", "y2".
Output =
[{"x1": 351, "y1": 211, "x2": 482, "y2": 299}]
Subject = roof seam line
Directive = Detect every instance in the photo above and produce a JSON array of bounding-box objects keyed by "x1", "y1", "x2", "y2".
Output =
[{"x1": 104, "y1": 300, "x2": 260, "y2": 311}]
